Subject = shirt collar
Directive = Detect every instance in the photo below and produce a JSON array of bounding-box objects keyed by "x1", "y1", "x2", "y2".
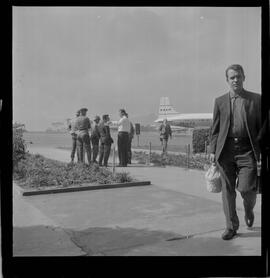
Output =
[{"x1": 229, "y1": 90, "x2": 244, "y2": 99}]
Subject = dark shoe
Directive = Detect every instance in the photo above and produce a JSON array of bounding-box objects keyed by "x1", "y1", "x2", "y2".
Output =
[
  {"x1": 245, "y1": 211, "x2": 254, "y2": 228},
  {"x1": 222, "y1": 229, "x2": 237, "y2": 240}
]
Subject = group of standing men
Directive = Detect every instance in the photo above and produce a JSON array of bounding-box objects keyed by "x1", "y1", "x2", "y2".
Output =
[{"x1": 68, "y1": 108, "x2": 134, "y2": 167}]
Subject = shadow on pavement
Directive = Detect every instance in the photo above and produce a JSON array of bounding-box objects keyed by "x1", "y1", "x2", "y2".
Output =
[
  {"x1": 13, "y1": 225, "x2": 86, "y2": 256},
  {"x1": 65, "y1": 226, "x2": 183, "y2": 256},
  {"x1": 237, "y1": 227, "x2": 261, "y2": 238}
]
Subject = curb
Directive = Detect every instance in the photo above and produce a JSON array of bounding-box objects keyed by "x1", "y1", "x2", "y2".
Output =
[{"x1": 21, "y1": 181, "x2": 151, "y2": 196}]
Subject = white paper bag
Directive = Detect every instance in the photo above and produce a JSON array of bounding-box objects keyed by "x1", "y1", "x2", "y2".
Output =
[{"x1": 205, "y1": 164, "x2": 222, "y2": 193}]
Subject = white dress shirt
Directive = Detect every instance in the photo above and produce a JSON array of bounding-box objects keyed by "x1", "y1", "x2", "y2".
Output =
[{"x1": 118, "y1": 116, "x2": 130, "y2": 132}]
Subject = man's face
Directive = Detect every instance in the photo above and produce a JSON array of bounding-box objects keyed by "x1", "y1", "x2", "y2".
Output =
[{"x1": 227, "y1": 69, "x2": 245, "y2": 93}]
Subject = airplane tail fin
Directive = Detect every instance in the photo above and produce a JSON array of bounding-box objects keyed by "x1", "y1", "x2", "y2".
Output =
[{"x1": 158, "y1": 97, "x2": 178, "y2": 117}]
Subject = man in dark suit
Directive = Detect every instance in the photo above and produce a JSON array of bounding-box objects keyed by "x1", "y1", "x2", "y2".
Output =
[
  {"x1": 98, "y1": 114, "x2": 114, "y2": 167},
  {"x1": 91, "y1": 115, "x2": 101, "y2": 164},
  {"x1": 210, "y1": 64, "x2": 261, "y2": 240}
]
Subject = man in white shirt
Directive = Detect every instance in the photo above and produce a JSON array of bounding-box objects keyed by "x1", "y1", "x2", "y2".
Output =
[
  {"x1": 68, "y1": 110, "x2": 80, "y2": 163},
  {"x1": 117, "y1": 109, "x2": 130, "y2": 167}
]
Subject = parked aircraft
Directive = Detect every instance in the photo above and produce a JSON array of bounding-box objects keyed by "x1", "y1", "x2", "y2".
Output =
[{"x1": 154, "y1": 97, "x2": 213, "y2": 129}]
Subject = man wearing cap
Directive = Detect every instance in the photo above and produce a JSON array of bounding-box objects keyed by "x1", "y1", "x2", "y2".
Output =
[
  {"x1": 67, "y1": 110, "x2": 80, "y2": 163},
  {"x1": 117, "y1": 109, "x2": 130, "y2": 167},
  {"x1": 98, "y1": 114, "x2": 114, "y2": 167},
  {"x1": 75, "y1": 108, "x2": 92, "y2": 164},
  {"x1": 91, "y1": 115, "x2": 101, "y2": 163},
  {"x1": 210, "y1": 64, "x2": 261, "y2": 240}
]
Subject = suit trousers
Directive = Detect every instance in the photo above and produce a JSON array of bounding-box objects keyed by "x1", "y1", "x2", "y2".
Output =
[
  {"x1": 77, "y1": 131, "x2": 91, "y2": 164},
  {"x1": 118, "y1": 132, "x2": 129, "y2": 166},
  {"x1": 92, "y1": 143, "x2": 99, "y2": 162},
  {"x1": 160, "y1": 138, "x2": 168, "y2": 154},
  {"x1": 127, "y1": 137, "x2": 133, "y2": 163},
  {"x1": 218, "y1": 138, "x2": 257, "y2": 231},
  {"x1": 70, "y1": 134, "x2": 79, "y2": 161},
  {"x1": 99, "y1": 143, "x2": 111, "y2": 166}
]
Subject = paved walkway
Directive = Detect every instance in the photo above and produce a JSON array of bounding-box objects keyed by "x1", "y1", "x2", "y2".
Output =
[{"x1": 13, "y1": 146, "x2": 261, "y2": 256}]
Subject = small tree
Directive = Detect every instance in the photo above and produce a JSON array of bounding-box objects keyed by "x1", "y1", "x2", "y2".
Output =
[{"x1": 13, "y1": 122, "x2": 27, "y2": 169}]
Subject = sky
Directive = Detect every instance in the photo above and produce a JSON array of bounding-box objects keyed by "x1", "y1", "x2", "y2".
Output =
[{"x1": 13, "y1": 7, "x2": 261, "y2": 131}]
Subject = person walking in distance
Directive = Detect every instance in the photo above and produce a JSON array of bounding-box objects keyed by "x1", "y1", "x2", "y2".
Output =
[
  {"x1": 117, "y1": 109, "x2": 130, "y2": 167},
  {"x1": 75, "y1": 108, "x2": 92, "y2": 164},
  {"x1": 159, "y1": 118, "x2": 172, "y2": 156},
  {"x1": 98, "y1": 114, "x2": 114, "y2": 167},
  {"x1": 126, "y1": 113, "x2": 135, "y2": 164},
  {"x1": 91, "y1": 115, "x2": 101, "y2": 164},
  {"x1": 210, "y1": 64, "x2": 261, "y2": 240},
  {"x1": 67, "y1": 110, "x2": 80, "y2": 163}
]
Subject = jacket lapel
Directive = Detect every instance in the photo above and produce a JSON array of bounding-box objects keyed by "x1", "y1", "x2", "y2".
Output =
[
  {"x1": 242, "y1": 91, "x2": 249, "y2": 129},
  {"x1": 226, "y1": 92, "x2": 231, "y2": 119}
]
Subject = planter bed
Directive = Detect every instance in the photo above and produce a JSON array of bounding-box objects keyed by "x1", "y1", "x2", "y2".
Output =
[{"x1": 14, "y1": 153, "x2": 151, "y2": 196}]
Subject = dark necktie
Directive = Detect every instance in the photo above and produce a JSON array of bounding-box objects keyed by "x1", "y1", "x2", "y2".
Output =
[{"x1": 231, "y1": 95, "x2": 238, "y2": 114}]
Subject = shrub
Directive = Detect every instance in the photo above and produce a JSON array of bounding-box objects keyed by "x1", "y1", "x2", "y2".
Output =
[
  {"x1": 192, "y1": 127, "x2": 211, "y2": 154},
  {"x1": 114, "y1": 172, "x2": 134, "y2": 183},
  {"x1": 13, "y1": 123, "x2": 27, "y2": 169}
]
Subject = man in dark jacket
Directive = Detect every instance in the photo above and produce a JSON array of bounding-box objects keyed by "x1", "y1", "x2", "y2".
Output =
[
  {"x1": 210, "y1": 64, "x2": 261, "y2": 240},
  {"x1": 91, "y1": 115, "x2": 101, "y2": 163},
  {"x1": 159, "y1": 118, "x2": 172, "y2": 155},
  {"x1": 126, "y1": 114, "x2": 134, "y2": 164},
  {"x1": 98, "y1": 114, "x2": 114, "y2": 167}
]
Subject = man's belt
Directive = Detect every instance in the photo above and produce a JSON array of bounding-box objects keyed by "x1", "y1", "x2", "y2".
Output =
[{"x1": 228, "y1": 137, "x2": 250, "y2": 144}]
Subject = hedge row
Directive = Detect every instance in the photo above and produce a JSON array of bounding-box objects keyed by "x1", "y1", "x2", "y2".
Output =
[
  {"x1": 192, "y1": 127, "x2": 212, "y2": 154},
  {"x1": 133, "y1": 151, "x2": 211, "y2": 170}
]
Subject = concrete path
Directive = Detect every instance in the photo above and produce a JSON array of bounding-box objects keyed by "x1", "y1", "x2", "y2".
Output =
[
  {"x1": 13, "y1": 146, "x2": 261, "y2": 256},
  {"x1": 13, "y1": 183, "x2": 86, "y2": 256}
]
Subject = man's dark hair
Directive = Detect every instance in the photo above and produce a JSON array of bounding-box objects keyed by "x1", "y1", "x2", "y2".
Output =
[
  {"x1": 102, "y1": 114, "x2": 109, "y2": 121},
  {"x1": 225, "y1": 64, "x2": 245, "y2": 79},
  {"x1": 119, "y1": 109, "x2": 127, "y2": 116}
]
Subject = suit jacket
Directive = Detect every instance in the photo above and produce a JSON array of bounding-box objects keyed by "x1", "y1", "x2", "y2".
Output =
[
  {"x1": 90, "y1": 125, "x2": 100, "y2": 144},
  {"x1": 98, "y1": 122, "x2": 113, "y2": 145},
  {"x1": 210, "y1": 90, "x2": 261, "y2": 162},
  {"x1": 159, "y1": 123, "x2": 172, "y2": 139}
]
